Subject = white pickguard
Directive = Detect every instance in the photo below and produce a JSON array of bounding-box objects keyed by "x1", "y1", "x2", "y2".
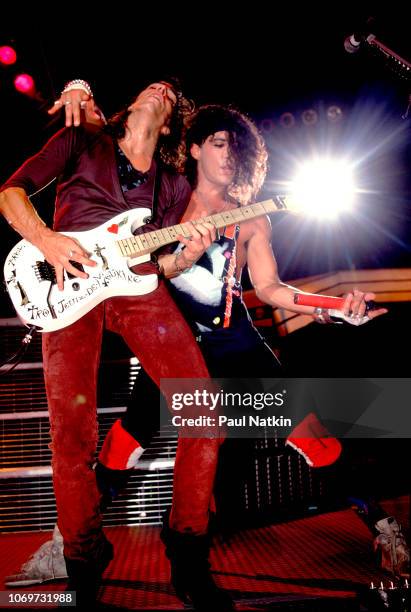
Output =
[{"x1": 4, "y1": 208, "x2": 158, "y2": 332}]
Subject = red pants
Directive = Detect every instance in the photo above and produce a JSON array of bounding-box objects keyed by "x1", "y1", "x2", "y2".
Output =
[{"x1": 43, "y1": 281, "x2": 223, "y2": 561}]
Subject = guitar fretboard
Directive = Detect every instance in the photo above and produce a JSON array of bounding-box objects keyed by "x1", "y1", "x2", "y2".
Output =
[{"x1": 116, "y1": 198, "x2": 279, "y2": 258}]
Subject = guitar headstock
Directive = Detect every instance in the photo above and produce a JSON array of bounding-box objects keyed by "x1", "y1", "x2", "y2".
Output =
[{"x1": 272, "y1": 195, "x2": 288, "y2": 210}]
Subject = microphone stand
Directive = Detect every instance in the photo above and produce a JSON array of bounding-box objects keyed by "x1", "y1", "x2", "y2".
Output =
[
  {"x1": 365, "y1": 34, "x2": 411, "y2": 72},
  {"x1": 402, "y1": 93, "x2": 411, "y2": 120},
  {"x1": 363, "y1": 34, "x2": 411, "y2": 119}
]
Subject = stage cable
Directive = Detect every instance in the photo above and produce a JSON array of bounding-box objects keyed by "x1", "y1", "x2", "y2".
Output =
[{"x1": 0, "y1": 325, "x2": 37, "y2": 376}]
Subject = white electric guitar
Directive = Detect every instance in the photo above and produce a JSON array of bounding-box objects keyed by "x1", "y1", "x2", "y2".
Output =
[{"x1": 4, "y1": 198, "x2": 283, "y2": 332}]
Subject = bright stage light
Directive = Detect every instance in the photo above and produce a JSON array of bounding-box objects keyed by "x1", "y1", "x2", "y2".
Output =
[
  {"x1": 326, "y1": 105, "x2": 343, "y2": 123},
  {"x1": 13, "y1": 73, "x2": 35, "y2": 95},
  {"x1": 287, "y1": 158, "x2": 356, "y2": 219},
  {"x1": 0, "y1": 45, "x2": 17, "y2": 65},
  {"x1": 301, "y1": 109, "x2": 318, "y2": 126}
]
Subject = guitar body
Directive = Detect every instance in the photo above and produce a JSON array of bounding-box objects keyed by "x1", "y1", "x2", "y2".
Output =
[
  {"x1": 4, "y1": 197, "x2": 281, "y2": 333},
  {"x1": 4, "y1": 208, "x2": 158, "y2": 332}
]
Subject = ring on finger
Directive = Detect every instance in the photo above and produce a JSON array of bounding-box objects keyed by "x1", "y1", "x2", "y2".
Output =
[
  {"x1": 80, "y1": 100, "x2": 87, "y2": 109},
  {"x1": 64, "y1": 100, "x2": 72, "y2": 106}
]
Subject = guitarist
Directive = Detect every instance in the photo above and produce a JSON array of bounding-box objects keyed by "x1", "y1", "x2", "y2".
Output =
[
  {"x1": 98, "y1": 103, "x2": 387, "y2": 473},
  {"x1": 0, "y1": 78, "x2": 234, "y2": 607}
]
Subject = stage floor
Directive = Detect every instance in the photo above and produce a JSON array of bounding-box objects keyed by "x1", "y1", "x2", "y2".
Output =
[{"x1": 0, "y1": 496, "x2": 408, "y2": 610}]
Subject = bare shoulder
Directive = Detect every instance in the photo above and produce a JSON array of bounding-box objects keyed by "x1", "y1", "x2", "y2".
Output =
[{"x1": 239, "y1": 213, "x2": 272, "y2": 243}]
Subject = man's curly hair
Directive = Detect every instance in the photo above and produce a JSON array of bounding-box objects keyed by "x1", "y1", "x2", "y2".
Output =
[
  {"x1": 104, "y1": 77, "x2": 194, "y2": 173},
  {"x1": 185, "y1": 104, "x2": 268, "y2": 205}
]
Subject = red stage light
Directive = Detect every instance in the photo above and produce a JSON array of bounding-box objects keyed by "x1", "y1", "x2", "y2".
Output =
[
  {"x1": 0, "y1": 45, "x2": 17, "y2": 65},
  {"x1": 13, "y1": 73, "x2": 35, "y2": 95}
]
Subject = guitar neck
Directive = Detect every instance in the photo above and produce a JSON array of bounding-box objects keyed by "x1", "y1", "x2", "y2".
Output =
[{"x1": 117, "y1": 198, "x2": 280, "y2": 258}]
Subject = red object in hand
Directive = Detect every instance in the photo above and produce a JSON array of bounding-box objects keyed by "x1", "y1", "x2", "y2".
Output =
[
  {"x1": 293, "y1": 293, "x2": 345, "y2": 309},
  {"x1": 286, "y1": 412, "x2": 342, "y2": 468}
]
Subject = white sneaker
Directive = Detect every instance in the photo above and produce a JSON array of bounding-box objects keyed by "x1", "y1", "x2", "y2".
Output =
[
  {"x1": 374, "y1": 516, "x2": 410, "y2": 578},
  {"x1": 5, "y1": 527, "x2": 67, "y2": 587}
]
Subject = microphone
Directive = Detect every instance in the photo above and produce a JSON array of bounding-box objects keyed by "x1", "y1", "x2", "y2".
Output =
[
  {"x1": 344, "y1": 31, "x2": 376, "y2": 54},
  {"x1": 344, "y1": 33, "x2": 363, "y2": 54},
  {"x1": 344, "y1": 18, "x2": 376, "y2": 54},
  {"x1": 343, "y1": 28, "x2": 411, "y2": 106}
]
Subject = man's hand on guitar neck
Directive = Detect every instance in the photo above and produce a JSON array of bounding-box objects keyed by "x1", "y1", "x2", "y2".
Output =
[
  {"x1": 176, "y1": 219, "x2": 217, "y2": 264},
  {"x1": 158, "y1": 219, "x2": 216, "y2": 278},
  {"x1": 36, "y1": 227, "x2": 97, "y2": 291}
]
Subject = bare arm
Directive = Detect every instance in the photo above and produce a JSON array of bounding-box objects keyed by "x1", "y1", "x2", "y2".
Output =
[
  {"x1": 158, "y1": 220, "x2": 216, "y2": 278},
  {"x1": 0, "y1": 187, "x2": 49, "y2": 246},
  {"x1": 246, "y1": 217, "x2": 387, "y2": 321},
  {"x1": 0, "y1": 187, "x2": 96, "y2": 290},
  {"x1": 246, "y1": 217, "x2": 316, "y2": 314}
]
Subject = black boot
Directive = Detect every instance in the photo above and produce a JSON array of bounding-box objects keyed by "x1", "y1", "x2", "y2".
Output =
[
  {"x1": 95, "y1": 461, "x2": 133, "y2": 510},
  {"x1": 64, "y1": 536, "x2": 113, "y2": 607},
  {"x1": 160, "y1": 513, "x2": 234, "y2": 611}
]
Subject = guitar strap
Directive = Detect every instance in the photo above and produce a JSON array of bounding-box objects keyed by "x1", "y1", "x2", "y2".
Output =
[{"x1": 143, "y1": 164, "x2": 162, "y2": 225}]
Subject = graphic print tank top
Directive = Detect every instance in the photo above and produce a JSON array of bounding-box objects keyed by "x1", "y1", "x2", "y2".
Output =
[{"x1": 169, "y1": 224, "x2": 249, "y2": 333}]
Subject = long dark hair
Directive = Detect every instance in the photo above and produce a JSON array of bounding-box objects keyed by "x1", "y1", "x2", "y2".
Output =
[
  {"x1": 105, "y1": 77, "x2": 194, "y2": 173},
  {"x1": 185, "y1": 104, "x2": 268, "y2": 204}
]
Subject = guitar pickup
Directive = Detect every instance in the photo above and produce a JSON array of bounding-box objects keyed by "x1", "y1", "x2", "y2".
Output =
[{"x1": 67, "y1": 261, "x2": 85, "y2": 279}]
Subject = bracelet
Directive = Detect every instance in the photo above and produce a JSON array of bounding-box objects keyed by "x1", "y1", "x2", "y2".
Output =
[
  {"x1": 313, "y1": 307, "x2": 332, "y2": 324},
  {"x1": 62, "y1": 79, "x2": 93, "y2": 96},
  {"x1": 174, "y1": 250, "x2": 195, "y2": 274},
  {"x1": 174, "y1": 252, "x2": 185, "y2": 273},
  {"x1": 180, "y1": 249, "x2": 196, "y2": 269}
]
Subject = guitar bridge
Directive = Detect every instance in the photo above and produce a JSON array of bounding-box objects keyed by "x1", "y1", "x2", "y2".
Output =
[
  {"x1": 33, "y1": 260, "x2": 85, "y2": 284},
  {"x1": 34, "y1": 261, "x2": 57, "y2": 284}
]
